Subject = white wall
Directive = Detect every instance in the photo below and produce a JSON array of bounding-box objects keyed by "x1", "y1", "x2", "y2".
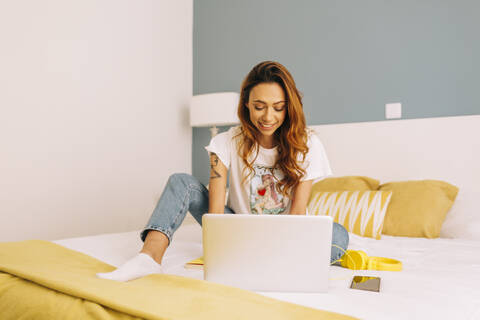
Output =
[{"x1": 0, "y1": 0, "x2": 193, "y2": 241}]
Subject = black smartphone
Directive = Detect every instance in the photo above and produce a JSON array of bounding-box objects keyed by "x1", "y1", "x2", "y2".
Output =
[{"x1": 350, "y1": 276, "x2": 381, "y2": 292}]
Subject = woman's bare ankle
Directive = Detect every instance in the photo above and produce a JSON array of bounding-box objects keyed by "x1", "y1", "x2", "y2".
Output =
[{"x1": 141, "y1": 230, "x2": 170, "y2": 264}]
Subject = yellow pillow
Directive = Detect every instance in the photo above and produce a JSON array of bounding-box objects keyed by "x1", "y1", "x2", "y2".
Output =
[
  {"x1": 379, "y1": 180, "x2": 459, "y2": 238},
  {"x1": 308, "y1": 190, "x2": 393, "y2": 239},
  {"x1": 310, "y1": 176, "x2": 379, "y2": 199}
]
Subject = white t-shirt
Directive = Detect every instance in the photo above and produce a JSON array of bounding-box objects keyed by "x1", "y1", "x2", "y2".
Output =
[{"x1": 205, "y1": 126, "x2": 332, "y2": 215}]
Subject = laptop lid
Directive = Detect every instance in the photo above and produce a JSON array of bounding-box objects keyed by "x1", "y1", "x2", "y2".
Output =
[{"x1": 202, "y1": 214, "x2": 333, "y2": 293}]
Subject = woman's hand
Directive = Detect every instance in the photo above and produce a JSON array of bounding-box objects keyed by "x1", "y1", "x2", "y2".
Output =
[
  {"x1": 208, "y1": 153, "x2": 228, "y2": 214},
  {"x1": 289, "y1": 179, "x2": 313, "y2": 215}
]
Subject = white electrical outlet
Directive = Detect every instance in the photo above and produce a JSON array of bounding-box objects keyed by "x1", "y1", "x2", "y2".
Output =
[{"x1": 386, "y1": 103, "x2": 402, "y2": 119}]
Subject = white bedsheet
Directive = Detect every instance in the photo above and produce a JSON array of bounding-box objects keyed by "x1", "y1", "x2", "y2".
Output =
[{"x1": 53, "y1": 222, "x2": 480, "y2": 320}]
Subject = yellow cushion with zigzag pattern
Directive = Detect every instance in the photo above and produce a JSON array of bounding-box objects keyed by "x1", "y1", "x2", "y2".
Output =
[{"x1": 308, "y1": 190, "x2": 393, "y2": 239}]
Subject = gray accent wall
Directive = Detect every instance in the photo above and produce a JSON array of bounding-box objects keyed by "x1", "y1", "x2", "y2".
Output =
[{"x1": 193, "y1": 0, "x2": 479, "y2": 185}]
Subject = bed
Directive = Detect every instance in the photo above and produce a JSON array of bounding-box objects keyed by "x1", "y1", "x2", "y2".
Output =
[
  {"x1": 2, "y1": 114, "x2": 480, "y2": 319},
  {"x1": 50, "y1": 220, "x2": 480, "y2": 319}
]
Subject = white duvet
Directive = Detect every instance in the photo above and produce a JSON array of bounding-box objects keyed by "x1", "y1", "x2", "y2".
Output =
[{"x1": 54, "y1": 221, "x2": 480, "y2": 320}]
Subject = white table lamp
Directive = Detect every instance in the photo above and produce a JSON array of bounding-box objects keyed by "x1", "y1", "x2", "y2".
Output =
[{"x1": 190, "y1": 92, "x2": 240, "y2": 137}]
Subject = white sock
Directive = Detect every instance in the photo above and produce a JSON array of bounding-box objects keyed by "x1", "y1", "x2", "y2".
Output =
[{"x1": 96, "y1": 253, "x2": 163, "y2": 282}]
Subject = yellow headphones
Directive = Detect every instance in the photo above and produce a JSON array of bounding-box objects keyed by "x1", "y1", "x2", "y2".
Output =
[{"x1": 339, "y1": 250, "x2": 402, "y2": 272}]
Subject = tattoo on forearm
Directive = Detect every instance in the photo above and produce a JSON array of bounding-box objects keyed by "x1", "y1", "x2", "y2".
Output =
[{"x1": 210, "y1": 154, "x2": 221, "y2": 179}]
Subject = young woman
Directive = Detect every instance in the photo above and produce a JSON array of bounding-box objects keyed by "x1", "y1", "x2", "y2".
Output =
[{"x1": 97, "y1": 61, "x2": 349, "y2": 282}]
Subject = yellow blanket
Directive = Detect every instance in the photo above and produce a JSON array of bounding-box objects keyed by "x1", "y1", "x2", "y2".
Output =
[{"x1": 0, "y1": 240, "x2": 357, "y2": 320}]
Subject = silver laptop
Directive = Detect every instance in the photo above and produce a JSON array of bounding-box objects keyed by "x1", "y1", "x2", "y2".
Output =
[{"x1": 202, "y1": 214, "x2": 333, "y2": 293}]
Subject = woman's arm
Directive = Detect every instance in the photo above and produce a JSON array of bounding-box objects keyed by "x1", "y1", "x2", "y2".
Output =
[
  {"x1": 289, "y1": 179, "x2": 314, "y2": 215},
  {"x1": 208, "y1": 153, "x2": 228, "y2": 214}
]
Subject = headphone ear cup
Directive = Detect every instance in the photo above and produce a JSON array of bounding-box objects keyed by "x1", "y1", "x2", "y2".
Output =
[
  {"x1": 342, "y1": 250, "x2": 368, "y2": 270},
  {"x1": 340, "y1": 250, "x2": 352, "y2": 268},
  {"x1": 354, "y1": 250, "x2": 368, "y2": 270}
]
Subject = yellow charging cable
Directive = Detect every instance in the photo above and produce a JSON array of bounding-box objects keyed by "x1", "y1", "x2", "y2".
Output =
[{"x1": 329, "y1": 244, "x2": 356, "y2": 281}]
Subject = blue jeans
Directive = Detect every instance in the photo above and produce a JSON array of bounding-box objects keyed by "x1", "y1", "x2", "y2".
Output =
[{"x1": 140, "y1": 173, "x2": 349, "y2": 264}]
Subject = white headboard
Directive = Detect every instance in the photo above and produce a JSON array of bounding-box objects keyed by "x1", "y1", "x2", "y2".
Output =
[{"x1": 312, "y1": 115, "x2": 480, "y2": 240}]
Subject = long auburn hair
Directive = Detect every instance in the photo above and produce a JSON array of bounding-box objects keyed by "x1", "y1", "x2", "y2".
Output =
[{"x1": 235, "y1": 61, "x2": 309, "y2": 197}]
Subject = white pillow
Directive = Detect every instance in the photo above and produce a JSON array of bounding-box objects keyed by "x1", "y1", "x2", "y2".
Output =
[{"x1": 440, "y1": 190, "x2": 480, "y2": 240}]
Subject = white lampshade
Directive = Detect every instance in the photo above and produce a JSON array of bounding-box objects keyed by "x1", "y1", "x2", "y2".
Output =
[{"x1": 190, "y1": 92, "x2": 240, "y2": 127}]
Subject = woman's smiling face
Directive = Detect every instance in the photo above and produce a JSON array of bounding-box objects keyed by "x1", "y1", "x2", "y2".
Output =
[{"x1": 245, "y1": 82, "x2": 287, "y2": 147}]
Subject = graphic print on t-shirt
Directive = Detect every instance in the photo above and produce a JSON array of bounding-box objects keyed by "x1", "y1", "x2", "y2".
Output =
[{"x1": 250, "y1": 165, "x2": 288, "y2": 214}]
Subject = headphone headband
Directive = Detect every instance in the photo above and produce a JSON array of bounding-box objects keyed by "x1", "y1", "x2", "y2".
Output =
[{"x1": 340, "y1": 250, "x2": 402, "y2": 271}]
